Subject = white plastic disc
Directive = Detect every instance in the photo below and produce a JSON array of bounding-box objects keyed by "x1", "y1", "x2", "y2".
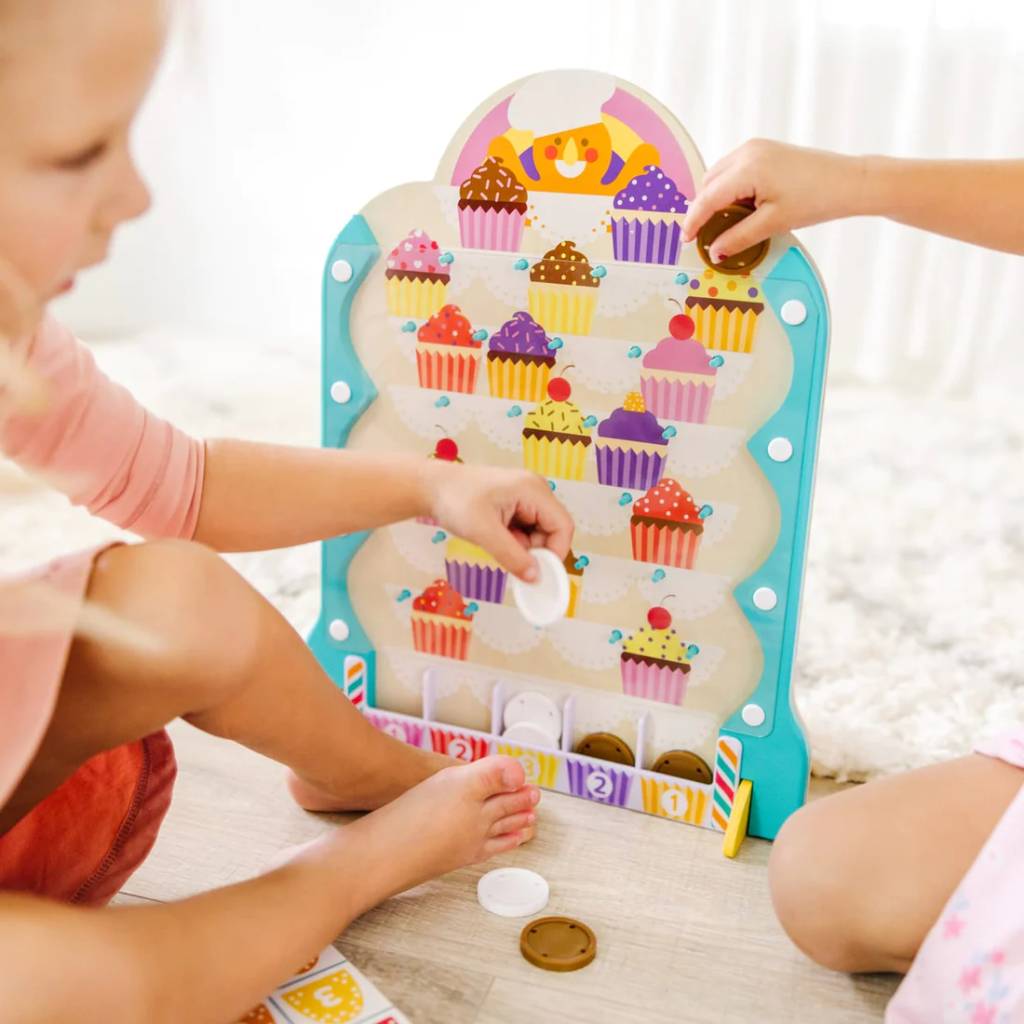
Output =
[
  {"x1": 477, "y1": 867, "x2": 550, "y2": 918},
  {"x1": 511, "y1": 548, "x2": 570, "y2": 627},
  {"x1": 502, "y1": 690, "x2": 562, "y2": 741},
  {"x1": 501, "y1": 720, "x2": 559, "y2": 750}
]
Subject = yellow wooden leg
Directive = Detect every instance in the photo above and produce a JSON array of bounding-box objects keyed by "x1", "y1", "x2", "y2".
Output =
[{"x1": 722, "y1": 779, "x2": 752, "y2": 859}]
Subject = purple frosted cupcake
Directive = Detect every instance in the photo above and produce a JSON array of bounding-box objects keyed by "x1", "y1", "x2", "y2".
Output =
[
  {"x1": 444, "y1": 536, "x2": 508, "y2": 604},
  {"x1": 594, "y1": 391, "x2": 669, "y2": 490},
  {"x1": 486, "y1": 311, "x2": 556, "y2": 402},
  {"x1": 611, "y1": 165, "x2": 689, "y2": 265}
]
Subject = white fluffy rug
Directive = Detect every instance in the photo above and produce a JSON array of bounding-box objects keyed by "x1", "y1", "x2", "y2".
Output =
[{"x1": 3, "y1": 329, "x2": 1022, "y2": 781}]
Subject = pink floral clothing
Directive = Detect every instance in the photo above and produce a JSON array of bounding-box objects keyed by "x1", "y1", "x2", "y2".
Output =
[{"x1": 887, "y1": 732, "x2": 1024, "y2": 1023}]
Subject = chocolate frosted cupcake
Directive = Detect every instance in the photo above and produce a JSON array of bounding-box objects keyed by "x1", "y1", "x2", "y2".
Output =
[
  {"x1": 527, "y1": 240, "x2": 600, "y2": 336},
  {"x1": 384, "y1": 228, "x2": 450, "y2": 318},
  {"x1": 486, "y1": 311, "x2": 555, "y2": 401},
  {"x1": 458, "y1": 156, "x2": 528, "y2": 252},
  {"x1": 611, "y1": 164, "x2": 689, "y2": 265}
]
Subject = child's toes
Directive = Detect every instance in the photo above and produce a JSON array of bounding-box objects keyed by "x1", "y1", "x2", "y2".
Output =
[
  {"x1": 485, "y1": 786, "x2": 540, "y2": 824},
  {"x1": 490, "y1": 811, "x2": 536, "y2": 838},
  {"x1": 465, "y1": 756, "x2": 527, "y2": 798},
  {"x1": 483, "y1": 831, "x2": 528, "y2": 857}
]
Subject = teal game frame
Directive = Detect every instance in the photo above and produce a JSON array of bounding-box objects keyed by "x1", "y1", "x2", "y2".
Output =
[{"x1": 308, "y1": 73, "x2": 829, "y2": 845}]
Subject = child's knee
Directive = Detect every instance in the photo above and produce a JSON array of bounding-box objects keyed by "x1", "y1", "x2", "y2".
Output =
[
  {"x1": 90, "y1": 539, "x2": 262, "y2": 701},
  {"x1": 769, "y1": 803, "x2": 866, "y2": 973}
]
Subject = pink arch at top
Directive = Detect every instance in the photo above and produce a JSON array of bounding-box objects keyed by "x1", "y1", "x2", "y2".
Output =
[{"x1": 448, "y1": 87, "x2": 697, "y2": 198}]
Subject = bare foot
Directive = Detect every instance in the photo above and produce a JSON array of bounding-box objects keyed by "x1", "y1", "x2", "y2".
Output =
[
  {"x1": 285, "y1": 730, "x2": 456, "y2": 813},
  {"x1": 294, "y1": 756, "x2": 540, "y2": 917}
]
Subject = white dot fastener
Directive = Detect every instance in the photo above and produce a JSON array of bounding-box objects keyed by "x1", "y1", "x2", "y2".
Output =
[
  {"x1": 331, "y1": 259, "x2": 353, "y2": 283},
  {"x1": 330, "y1": 380, "x2": 352, "y2": 404},
  {"x1": 767, "y1": 437, "x2": 794, "y2": 463},
  {"x1": 752, "y1": 586, "x2": 778, "y2": 612},
  {"x1": 328, "y1": 618, "x2": 350, "y2": 642},
  {"x1": 780, "y1": 299, "x2": 807, "y2": 325},
  {"x1": 742, "y1": 703, "x2": 766, "y2": 727}
]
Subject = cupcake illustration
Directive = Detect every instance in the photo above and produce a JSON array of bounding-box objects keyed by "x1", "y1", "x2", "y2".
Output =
[
  {"x1": 630, "y1": 478, "x2": 704, "y2": 570},
  {"x1": 416, "y1": 435, "x2": 462, "y2": 525},
  {"x1": 527, "y1": 240, "x2": 600, "y2": 336},
  {"x1": 416, "y1": 304, "x2": 482, "y2": 393},
  {"x1": 594, "y1": 391, "x2": 669, "y2": 491},
  {"x1": 685, "y1": 268, "x2": 765, "y2": 354},
  {"x1": 486, "y1": 311, "x2": 556, "y2": 401},
  {"x1": 384, "y1": 228, "x2": 450, "y2": 318},
  {"x1": 610, "y1": 164, "x2": 689, "y2": 265},
  {"x1": 457, "y1": 156, "x2": 529, "y2": 252},
  {"x1": 444, "y1": 536, "x2": 508, "y2": 604},
  {"x1": 521, "y1": 374, "x2": 592, "y2": 480},
  {"x1": 619, "y1": 604, "x2": 697, "y2": 705},
  {"x1": 640, "y1": 309, "x2": 717, "y2": 423},
  {"x1": 410, "y1": 579, "x2": 475, "y2": 661},
  {"x1": 564, "y1": 549, "x2": 586, "y2": 618}
]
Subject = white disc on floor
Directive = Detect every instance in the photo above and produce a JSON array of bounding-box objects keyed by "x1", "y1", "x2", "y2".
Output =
[
  {"x1": 502, "y1": 690, "x2": 562, "y2": 740},
  {"x1": 501, "y1": 719, "x2": 560, "y2": 750},
  {"x1": 477, "y1": 867, "x2": 550, "y2": 918},
  {"x1": 512, "y1": 548, "x2": 570, "y2": 627}
]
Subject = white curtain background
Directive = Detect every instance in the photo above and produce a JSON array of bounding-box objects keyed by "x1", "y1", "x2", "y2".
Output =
[{"x1": 56, "y1": 0, "x2": 1024, "y2": 398}]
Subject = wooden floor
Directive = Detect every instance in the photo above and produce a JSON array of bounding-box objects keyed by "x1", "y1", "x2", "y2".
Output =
[{"x1": 119, "y1": 722, "x2": 899, "y2": 1023}]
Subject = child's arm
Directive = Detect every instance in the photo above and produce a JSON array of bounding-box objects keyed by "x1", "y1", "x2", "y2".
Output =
[
  {"x1": 194, "y1": 441, "x2": 572, "y2": 580},
  {"x1": 1, "y1": 832, "x2": 378, "y2": 1024},
  {"x1": 681, "y1": 140, "x2": 1024, "y2": 260}
]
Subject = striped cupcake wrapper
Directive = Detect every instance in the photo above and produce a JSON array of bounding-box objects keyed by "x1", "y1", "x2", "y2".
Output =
[
  {"x1": 521, "y1": 434, "x2": 589, "y2": 481},
  {"x1": 444, "y1": 559, "x2": 508, "y2": 604},
  {"x1": 685, "y1": 299, "x2": 761, "y2": 354},
  {"x1": 411, "y1": 615, "x2": 471, "y2": 660},
  {"x1": 611, "y1": 217, "x2": 683, "y2": 265},
  {"x1": 594, "y1": 442, "x2": 666, "y2": 490},
  {"x1": 385, "y1": 275, "x2": 448, "y2": 319},
  {"x1": 486, "y1": 354, "x2": 553, "y2": 402},
  {"x1": 416, "y1": 346, "x2": 480, "y2": 394},
  {"x1": 630, "y1": 520, "x2": 702, "y2": 570},
  {"x1": 565, "y1": 758, "x2": 632, "y2": 807},
  {"x1": 640, "y1": 778, "x2": 709, "y2": 824},
  {"x1": 458, "y1": 205, "x2": 525, "y2": 252},
  {"x1": 620, "y1": 657, "x2": 689, "y2": 705},
  {"x1": 640, "y1": 375, "x2": 715, "y2": 424},
  {"x1": 527, "y1": 283, "x2": 598, "y2": 336}
]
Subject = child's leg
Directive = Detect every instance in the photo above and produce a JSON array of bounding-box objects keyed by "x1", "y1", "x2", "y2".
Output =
[
  {"x1": 3, "y1": 540, "x2": 508, "y2": 833},
  {"x1": 769, "y1": 753, "x2": 1024, "y2": 974}
]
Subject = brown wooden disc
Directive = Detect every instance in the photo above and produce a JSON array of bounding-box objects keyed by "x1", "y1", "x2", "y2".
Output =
[
  {"x1": 574, "y1": 732, "x2": 634, "y2": 766},
  {"x1": 651, "y1": 749, "x2": 713, "y2": 784},
  {"x1": 520, "y1": 916, "x2": 597, "y2": 972},
  {"x1": 696, "y1": 203, "x2": 770, "y2": 274}
]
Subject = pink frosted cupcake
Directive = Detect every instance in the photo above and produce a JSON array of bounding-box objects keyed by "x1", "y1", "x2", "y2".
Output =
[
  {"x1": 384, "y1": 229, "x2": 450, "y2": 318},
  {"x1": 458, "y1": 156, "x2": 528, "y2": 252},
  {"x1": 619, "y1": 605, "x2": 697, "y2": 706},
  {"x1": 640, "y1": 312, "x2": 717, "y2": 423}
]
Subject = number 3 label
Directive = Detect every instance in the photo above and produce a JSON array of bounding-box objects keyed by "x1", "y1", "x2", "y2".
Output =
[{"x1": 585, "y1": 770, "x2": 612, "y2": 799}]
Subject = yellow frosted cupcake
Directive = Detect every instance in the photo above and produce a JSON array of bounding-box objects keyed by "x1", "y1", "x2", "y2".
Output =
[
  {"x1": 444, "y1": 536, "x2": 508, "y2": 604},
  {"x1": 521, "y1": 374, "x2": 592, "y2": 480},
  {"x1": 384, "y1": 228, "x2": 450, "y2": 318},
  {"x1": 684, "y1": 267, "x2": 764, "y2": 354},
  {"x1": 527, "y1": 240, "x2": 600, "y2": 336}
]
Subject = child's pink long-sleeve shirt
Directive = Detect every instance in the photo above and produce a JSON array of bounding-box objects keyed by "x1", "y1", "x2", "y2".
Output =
[{"x1": 0, "y1": 315, "x2": 205, "y2": 808}]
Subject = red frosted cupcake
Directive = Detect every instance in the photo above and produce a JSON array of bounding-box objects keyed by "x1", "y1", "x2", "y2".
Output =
[
  {"x1": 630, "y1": 477, "x2": 704, "y2": 569},
  {"x1": 411, "y1": 579, "x2": 474, "y2": 660},
  {"x1": 416, "y1": 304, "x2": 482, "y2": 393}
]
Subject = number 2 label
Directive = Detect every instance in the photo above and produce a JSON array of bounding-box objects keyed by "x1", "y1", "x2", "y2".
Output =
[
  {"x1": 448, "y1": 737, "x2": 473, "y2": 761},
  {"x1": 585, "y1": 770, "x2": 612, "y2": 799}
]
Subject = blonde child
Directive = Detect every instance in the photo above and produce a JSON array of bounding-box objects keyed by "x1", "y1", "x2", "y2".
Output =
[
  {"x1": 0, "y1": 2, "x2": 571, "y2": 1020},
  {"x1": 683, "y1": 141, "x2": 1024, "y2": 1020}
]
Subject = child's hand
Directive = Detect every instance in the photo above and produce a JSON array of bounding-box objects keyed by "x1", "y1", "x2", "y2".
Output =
[
  {"x1": 682, "y1": 140, "x2": 865, "y2": 263},
  {"x1": 425, "y1": 462, "x2": 574, "y2": 582}
]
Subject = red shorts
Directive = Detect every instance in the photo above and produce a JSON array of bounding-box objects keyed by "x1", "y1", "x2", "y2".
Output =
[{"x1": 0, "y1": 730, "x2": 176, "y2": 906}]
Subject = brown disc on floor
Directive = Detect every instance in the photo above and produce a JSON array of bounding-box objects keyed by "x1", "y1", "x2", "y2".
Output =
[
  {"x1": 520, "y1": 916, "x2": 597, "y2": 972},
  {"x1": 696, "y1": 203, "x2": 770, "y2": 274},
  {"x1": 574, "y1": 732, "x2": 634, "y2": 766},
  {"x1": 651, "y1": 749, "x2": 713, "y2": 785}
]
